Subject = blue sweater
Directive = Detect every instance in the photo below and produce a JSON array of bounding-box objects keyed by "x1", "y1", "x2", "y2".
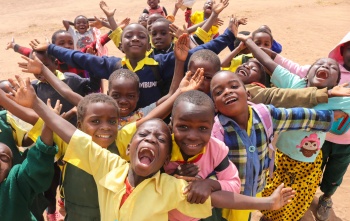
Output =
[{"x1": 47, "y1": 29, "x2": 235, "y2": 108}]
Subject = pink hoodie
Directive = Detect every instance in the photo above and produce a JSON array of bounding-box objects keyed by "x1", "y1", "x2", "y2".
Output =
[{"x1": 274, "y1": 31, "x2": 350, "y2": 144}]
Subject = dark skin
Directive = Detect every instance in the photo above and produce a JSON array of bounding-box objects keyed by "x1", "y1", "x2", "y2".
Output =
[
  {"x1": 341, "y1": 42, "x2": 350, "y2": 71},
  {"x1": 0, "y1": 143, "x2": 13, "y2": 183}
]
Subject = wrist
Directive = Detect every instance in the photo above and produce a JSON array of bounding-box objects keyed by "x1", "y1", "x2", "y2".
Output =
[{"x1": 328, "y1": 89, "x2": 332, "y2": 98}]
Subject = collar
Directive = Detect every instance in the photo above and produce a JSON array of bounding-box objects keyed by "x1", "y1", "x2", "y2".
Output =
[
  {"x1": 121, "y1": 56, "x2": 158, "y2": 72},
  {"x1": 99, "y1": 163, "x2": 162, "y2": 194},
  {"x1": 36, "y1": 70, "x2": 65, "y2": 84},
  {"x1": 170, "y1": 134, "x2": 206, "y2": 163},
  {"x1": 218, "y1": 106, "x2": 253, "y2": 136}
]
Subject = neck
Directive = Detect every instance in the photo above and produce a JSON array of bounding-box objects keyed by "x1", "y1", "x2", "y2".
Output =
[
  {"x1": 127, "y1": 168, "x2": 155, "y2": 187},
  {"x1": 230, "y1": 107, "x2": 249, "y2": 131},
  {"x1": 127, "y1": 56, "x2": 144, "y2": 69},
  {"x1": 343, "y1": 63, "x2": 350, "y2": 72},
  {"x1": 204, "y1": 12, "x2": 211, "y2": 19}
]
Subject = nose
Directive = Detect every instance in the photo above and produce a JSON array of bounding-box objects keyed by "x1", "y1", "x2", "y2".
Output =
[
  {"x1": 131, "y1": 35, "x2": 139, "y2": 41},
  {"x1": 100, "y1": 121, "x2": 112, "y2": 131},
  {"x1": 145, "y1": 134, "x2": 156, "y2": 144},
  {"x1": 118, "y1": 97, "x2": 128, "y2": 105},
  {"x1": 223, "y1": 87, "x2": 233, "y2": 96},
  {"x1": 243, "y1": 63, "x2": 250, "y2": 69},
  {"x1": 321, "y1": 63, "x2": 329, "y2": 69}
]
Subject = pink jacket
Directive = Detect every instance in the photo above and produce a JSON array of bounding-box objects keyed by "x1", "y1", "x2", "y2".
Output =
[
  {"x1": 273, "y1": 31, "x2": 350, "y2": 144},
  {"x1": 165, "y1": 137, "x2": 241, "y2": 221}
]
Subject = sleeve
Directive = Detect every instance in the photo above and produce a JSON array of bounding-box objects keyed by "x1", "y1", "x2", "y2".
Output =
[
  {"x1": 274, "y1": 54, "x2": 310, "y2": 78},
  {"x1": 17, "y1": 136, "x2": 58, "y2": 196},
  {"x1": 268, "y1": 105, "x2": 334, "y2": 134},
  {"x1": 109, "y1": 27, "x2": 123, "y2": 48},
  {"x1": 6, "y1": 114, "x2": 30, "y2": 147},
  {"x1": 13, "y1": 45, "x2": 32, "y2": 57},
  {"x1": 116, "y1": 122, "x2": 138, "y2": 161},
  {"x1": 47, "y1": 44, "x2": 121, "y2": 79},
  {"x1": 227, "y1": 55, "x2": 244, "y2": 72},
  {"x1": 271, "y1": 65, "x2": 307, "y2": 89},
  {"x1": 271, "y1": 40, "x2": 282, "y2": 54},
  {"x1": 63, "y1": 129, "x2": 127, "y2": 179},
  {"x1": 213, "y1": 140, "x2": 241, "y2": 193},
  {"x1": 249, "y1": 85, "x2": 329, "y2": 108}
]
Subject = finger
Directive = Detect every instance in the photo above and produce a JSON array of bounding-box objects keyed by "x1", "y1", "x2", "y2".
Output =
[
  {"x1": 184, "y1": 71, "x2": 193, "y2": 81},
  {"x1": 21, "y1": 55, "x2": 31, "y2": 62},
  {"x1": 35, "y1": 39, "x2": 40, "y2": 44}
]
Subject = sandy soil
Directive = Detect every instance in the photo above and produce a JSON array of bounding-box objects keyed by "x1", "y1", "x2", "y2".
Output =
[{"x1": 0, "y1": 0, "x2": 349, "y2": 220}]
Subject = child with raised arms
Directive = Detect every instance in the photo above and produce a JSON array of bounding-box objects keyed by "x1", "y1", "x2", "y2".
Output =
[
  {"x1": 31, "y1": 13, "x2": 241, "y2": 109},
  {"x1": 8, "y1": 75, "x2": 295, "y2": 221}
]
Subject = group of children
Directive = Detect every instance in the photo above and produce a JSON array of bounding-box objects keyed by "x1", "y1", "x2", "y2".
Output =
[{"x1": 1, "y1": 0, "x2": 349, "y2": 221}]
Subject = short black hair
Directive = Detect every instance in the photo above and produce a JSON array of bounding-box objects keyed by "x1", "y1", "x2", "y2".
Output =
[
  {"x1": 122, "y1": 23, "x2": 150, "y2": 42},
  {"x1": 108, "y1": 69, "x2": 140, "y2": 91},
  {"x1": 172, "y1": 90, "x2": 215, "y2": 118},
  {"x1": 252, "y1": 28, "x2": 273, "y2": 43},
  {"x1": 151, "y1": 18, "x2": 171, "y2": 27},
  {"x1": 188, "y1": 49, "x2": 221, "y2": 72},
  {"x1": 234, "y1": 31, "x2": 250, "y2": 48},
  {"x1": 51, "y1": 30, "x2": 71, "y2": 44},
  {"x1": 77, "y1": 93, "x2": 119, "y2": 123},
  {"x1": 74, "y1": 15, "x2": 88, "y2": 25}
]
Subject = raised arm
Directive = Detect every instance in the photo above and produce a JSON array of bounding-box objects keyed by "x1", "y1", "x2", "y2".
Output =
[
  {"x1": 200, "y1": 0, "x2": 229, "y2": 33},
  {"x1": 100, "y1": 1, "x2": 118, "y2": 31},
  {"x1": 221, "y1": 41, "x2": 245, "y2": 67},
  {"x1": 19, "y1": 54, "x2": 83, "y2": 106},
  {"x1": 7, "y1": 76, "x2": 75, "y2": 144},
  {"x1": 156, "y1": 33, "x2": 189, "y2": 105},
  {"x1": 62, "y1": 20, "x2": 74, "y2": 31}
]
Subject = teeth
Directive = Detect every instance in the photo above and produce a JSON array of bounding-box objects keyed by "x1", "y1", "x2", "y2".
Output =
[
  {"x1": 140, "y1": 148, "x2": 155, "y2": 157},
  {"x1": 120, "y1": 108, "x2": 128, "y2": 111},
  {"x1": 225, "y1": 98, "x2": 237, "y2": 104},
  {"x1": 97, "y1": 135, "x2": 110, "y2": 138},
  {"x1": 187, "y1": 144, "x2": 199, "y2": 148}
]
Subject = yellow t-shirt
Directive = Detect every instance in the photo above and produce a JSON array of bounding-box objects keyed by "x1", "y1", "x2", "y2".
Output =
[
  {"x1": 222, "y1": 53, "x2": 254, "y2": 72},
  {"x1": 190, "y1": 11, "x2": 219, "y2": 38},
  {"x1": 6, "y1": 113, "x2": 31, "y2": 147},
  {"x1": 64, "y1": 129, "x2": 212, "y2": 221}
]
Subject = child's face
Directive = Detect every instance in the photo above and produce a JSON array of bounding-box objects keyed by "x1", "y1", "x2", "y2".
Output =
[
  {"x1": 147, "y1": 14, "x2": 163, "y2": 33},
  {"x1": 0, "y1": 143, "x2": 13, "y2": 183},
  {"x1": 151, "y1": 22, "x2": 172, "y2": 50},
  {"x1": 307, "y1": 58, "x2": 340, "y2": 89},
  {"x1": 235, "y1": 61, "x2": 263, "y2": 84},
  {"x1": 54, "y1": 32, "x2": 74, "y2": 50},
  {"x1": 108, "y1": 77, "x2": 139, "y2": 117},
  {"x1": 189, "y1": 60, "x2": 217, "y2": 94},
  {"x1": 172, "y1": 101, "x2": 214, "y2": 159},
  {"x1": 74, "y1": 16, "x2": 89, "y2": 34},
  {"x1": 138, "y1": 13, "x2": 149, "y2": 28},
  {"x1": 121, "y1": 24, "x2": 150, "y2": 59},
  {"x1": 128, "y1": 119, "x2": 171, "y2": 177},
  {"x1": 147, "y1": 0, "x2": 160, "y2": 9},
  {"x1": 203, "y1": 0, "x2": 214, "y2": 14},
  {"x1": 211, "y1": 71, "x2": 249, "y2": 118},
  {"x1": 253, "y1": 32, "x2": 272, "y2": 49},
  {"x1": 341, "y1": 42, "x2": 350, "y2": 69},
  {"x1": 78, "y1": 102, "x2": 119, "y2": 148}
]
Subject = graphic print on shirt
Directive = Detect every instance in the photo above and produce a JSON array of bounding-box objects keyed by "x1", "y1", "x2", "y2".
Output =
[
  {"x1": 77, "y1": 36, "x2": 93, "y2": 49},
  {"x1": 296, "y1": 133, "x2": 320, "y2": 157}
]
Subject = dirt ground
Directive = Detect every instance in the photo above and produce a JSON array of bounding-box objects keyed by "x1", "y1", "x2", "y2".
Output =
[{"x1": 0, "y1": 0, "x2": 349, "y2": 220}]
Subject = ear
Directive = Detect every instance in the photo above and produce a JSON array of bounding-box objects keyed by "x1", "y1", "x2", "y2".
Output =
[
  {"x1": 147, "y1": 42, "x2": 151, "y2": 51},
  {"x1": 247, "y1": 91, "x2": 252, "y2": 101},
  {"x1": 126, "y1": 144, "x2": 130, "y2": 156},
  {"x1": 77, "y1": 121, "x2": 82, "y2": 129},
  {"x1": 106, "y1": 90, "x2": 109, "y2": 96}
]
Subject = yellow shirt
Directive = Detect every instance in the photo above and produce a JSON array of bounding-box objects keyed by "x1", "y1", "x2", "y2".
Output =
[
  {"x1": 27, "y1": 119, "x2": 137, "y2": 162},
  {"x1": 222, "y1": 53, "x2": 254, "y2": 72},
  {"x1": 64, "y1": 129, "x2": 212, "y2": 221},
  {"x1": 6, "y1": 113, "x2": 30, "y2": 147},
  {"x1": 190, "y1": 11, "x2": 219, "y2": 38}
]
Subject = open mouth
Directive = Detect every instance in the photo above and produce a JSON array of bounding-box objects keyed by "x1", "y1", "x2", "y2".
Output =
[
  {"x1": 138, "y1": 147, "x2": 155, "y2": 165},
  {"x1": 225, "y1": 97, "x2": 238, "y2": 105},
  {"x1": 315, "y1": 69, "x2": 329, "y2": 79},
  {"x1": 96, "y1": 134, "x2": 112, "y2": 139},
  {"x1": 237, "y1": 69, "x2": 249, "y2": 77}
]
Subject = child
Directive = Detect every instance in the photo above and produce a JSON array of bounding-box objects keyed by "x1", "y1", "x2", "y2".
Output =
[
  {"x1": 143, "y1": 0, "x2": 168, "y2": 17},
  {"x1": 138, "y1": 12, "x2": 149, "y2": 28},
  {"x1": 23, "y1": 33, "x2": 191, "y2": 129},
  {"x1": 63, "y1": 15, "x2": 95, "y2": 50},
  {"x1": 209, "y1": 70, "x2": 342, "y2": 221},
  {"x1": 232, "y1": 34, "x2": 350, "y2": 221},
  {"x1": 150, "y1": 18, "x2": 174, "y2": 55},
  {"x1": 8, "y1": 75, "x2": 296, "y2": 221},
  {"x1": 0, "y1": 105, "x2": 58, "y2": 221},
  {"x1": 165, "y1": 90, "x2": 241, "y2": 221},
  {"x1": 32, "y1": 16, "x2": 240, "y2": 108},
  {"x1": 258, "y1": 25, "x2": 282, "y2": 54}
]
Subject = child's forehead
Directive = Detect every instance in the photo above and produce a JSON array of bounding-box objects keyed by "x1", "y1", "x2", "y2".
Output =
[
  {"x1": 124, "y1": 24, "x2": 148, "y2": 33},
  {"x1": 55, "y1": 32, "x2": 73, "y2": 40},
  {"x1": 0, "y1": 143, "x2": 12, "y2": 157},
  {"x1": 174, "y1": 100, "x2": 213, "y2": 116}
]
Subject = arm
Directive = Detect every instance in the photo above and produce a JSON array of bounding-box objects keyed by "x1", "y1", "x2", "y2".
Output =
[
  {"x1": 211, "y1": 183, "x2": 294, "y2": 211},
  {"x1": 156, "y1": 33, "x2": 189, "y2": 105},
  {"x1": 62, "y1": 20, "x2": 74, "y2": 30},
  {"x1": 100, "y1": 1, "x2": 118, "y2": 31},
  {"x1": 172, "y1": 0, "x2": 184, "y2": 17},
  {"x1": 0, "y1": 89, "x2": 38, "y2": 125},
  {"x1": 6, "y1": 38, "x2": 32, "y2": 57},
  {"x1": 200, "y1": 0, "x2": 229, "y2": 33},
  {"x1": 18, "y1": 55, "x2": 83, "y2": 106},
  {"x1": 221, "y1": 41, "x2": 245, "y2": 67}
]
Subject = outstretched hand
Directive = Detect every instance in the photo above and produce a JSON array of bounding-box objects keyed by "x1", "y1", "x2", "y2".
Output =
[
  {"x1": 175, "y1": 0, "x2": 184, "y2": 9},
  {"x1": 89, "y1": 16, "x2": 106, "y2": 29},
  {"x1": 328, "y1": 83, "x2": 350, "y2": 97},
  {"x1": 179, "y1": 68, "x2": 204, "y2": 92},
  {"x1": 214, "y1": 18, "x2": 224, "y2": 26},
  {"x1": 174, "y1": 33, "x2": 190, "y2": 62},
  {"x1": 6, "y1": 37, "x2": 15, "y2": 50},
  {"x1": 184, "y1": 179, "x2": 212, "y2": 204},
  {"x1": 47, "y1": 99, "x2": 62, "y2": 115},
  {"x1": 118, "y1": 17, "x2": 131, "y2": 30},
  {"x1": 269, "y1": 183, "x2": 295, "y2": 210},
  {"x1": 228, "y1": 15, "x2": 249, "y2": 37},
  {"x1": 100, "y1": 0, "x2": 116, "y2": 17},
  {"x1": 212, "y1": 0, "x2": 229, "y2": 15},
  {"x1": 6, "y1": 75, "x2": 37, "y2": 108},
  {"x1": 236, "y1": 33, "x2": 251, "y2": 42},
  {"x1": 18, "y1": 53, "x2": 43, "y2": 75},
  {"x1": 29, "y1": 39, "x2": 49, "y2": 51}
]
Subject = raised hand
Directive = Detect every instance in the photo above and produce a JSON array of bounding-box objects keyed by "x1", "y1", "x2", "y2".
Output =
[
  {"x1": 228, "y1": 15, "x2": 239, "y2": 37},
  {"x1": 185, "y1": 179, "x2": 213, "y2": 204},
  {"x1": 170, "y1": 23, "x2": 188, "y2": 39},
  {"x1": 238, "y1": 17, "x2": 248, "y2": 25},
  {"x1": 7, "y1": 75, "x2": 36, "y2": 108},
  {"x1": 29, "y1": 39, "x2": 49, "y2": 51},
  {"x1": 47, "y1": 99, "x2": 62, "y2": 115},
  {"x1": 179, "y1": 68, "x2": 204, "y2": 92},
  {"x1": 175, "y1": 0, "x2": 184, "y2": 9},
  {"x1": 174, "y1": 163, "x2": 200, "y2": 177},
  {"x1": 329, "y1": 83, "x2": 350, "y2": 97},
  {"x1": 260, "y1": 47, "x2": 277, "y2": 59},
  {"x1": 174, "y1": 33, "x2": 190, "y2": 62},
  {"x1": 18, "y1": 53, "x2": 43, "y2": 75},
  {"x1": 100, "y1": 1, "x2": 116, "y2": 17},
  {"x1": 212, "y1": 0, "x2": 229, "y2": 15},
  {"x1": 269, "y1": 183, "x2": 295, "y2": 210},
  {"x1": 90, "y1": 16, "x2": 105, "y2": 29},
  {"x1": 5, "y1": 37, "x2": 15, "y2": 50},
  {"x1": 214, "y1": 18, "x2": 224, "y2": 26},
  {"x1": 118, "y1": 17, "x2": 131, "y2": 30},
  {"x1": 236, "y1": 33, "x2": 251, "y2": 42}
]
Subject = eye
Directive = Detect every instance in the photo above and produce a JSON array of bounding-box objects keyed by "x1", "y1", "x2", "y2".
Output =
[
  {"x1": 204, "y1": 76, "x2": 212, "y2": 80},
  {"x1": 231, "y1": 85, "x2": 239, "y2": 89},
  {"x1": 157, "y1": 136, "x2": 166, "y2": 143},
  {"x1": 0, "y1": 155, "x2": 10, "y2": 163},
  {"x1": 128, "y1": 94, "x2": 135, "y2": 99},
  {"x1": 199, "y1": 126, "x2": 208, "y2": 131},
  {"x1": 178, "y1": 125, "x2": 188, "y2": 130},
  {"x1": 91, "y1": 119, "x2": 100, "y2": 124},
  {"x1": 215, "y1": 90, "x2": 222, "y2": 96},
  {"x1": 109, "y1": 119, "x2": 117, "y2": 125}
]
